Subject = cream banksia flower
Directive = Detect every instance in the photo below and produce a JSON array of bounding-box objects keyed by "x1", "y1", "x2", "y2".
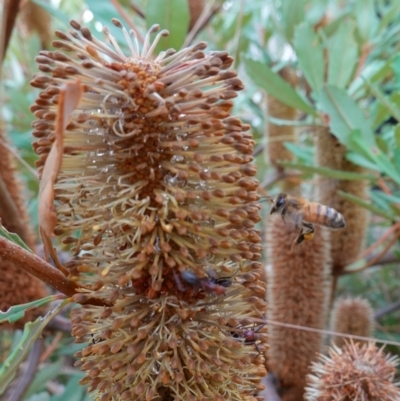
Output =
[
  {"x1": 30, "y1": 20, "x2": 267, "y2": 401},
  {"x1": 305, "y1": 341, "x2": 400, "y2": 401}
]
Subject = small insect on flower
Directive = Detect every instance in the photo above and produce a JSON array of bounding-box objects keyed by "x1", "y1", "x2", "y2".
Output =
[
  {"x1": 235, "y1": 324, "x2": 268, "y2": 357},
  {"x1": 269, "y1": 193, "x2": 346, "y2": 247},
  {"x1": 177, "y1": 270, "x2": 231, "y2": 295}
]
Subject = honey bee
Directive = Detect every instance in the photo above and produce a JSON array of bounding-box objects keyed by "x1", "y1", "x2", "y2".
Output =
[{"x1": 269, "y1": 193, "x2": 346, "y2": 245}]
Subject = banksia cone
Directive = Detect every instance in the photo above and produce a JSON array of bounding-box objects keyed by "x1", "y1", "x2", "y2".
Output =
[
  {"x1": 305, "y1": 341, "x2": 400, "y2": 401},
  {"x1": 266, "y1": 215, "x2": 331, "y2": 400},
  {"x1": 0, "y1": 129, "x2": 47, "y2": 329},
  {"x1": 330, "y1": 297, "x2": 374, "y2": 348},
  {"x1": 31, "y1": 20, "x2": 267, "y2": 400},
  {"x1": 316, "y1": 127, "x2": 368, "y2": 273}
]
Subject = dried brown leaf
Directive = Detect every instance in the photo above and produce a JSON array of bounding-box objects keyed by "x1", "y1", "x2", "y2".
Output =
[{"x1": 39, "y1": 79, "x2": 83, "y2": 240}]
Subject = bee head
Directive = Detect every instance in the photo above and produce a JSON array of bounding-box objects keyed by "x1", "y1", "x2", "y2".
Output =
[{"x1": 270, "y1": 193, "x2": 287, "y2": 215}]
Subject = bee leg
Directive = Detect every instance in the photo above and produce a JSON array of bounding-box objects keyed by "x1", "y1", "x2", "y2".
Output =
[
  {"x1": 295, "y1": 232, "x2": 305, "y2": 244},
  {"x1": 301, "y1": 222, "x2": 315, "y2": 241},
  {"x1": 281, "y1": 207, "x2": 287, "y2": 223}
]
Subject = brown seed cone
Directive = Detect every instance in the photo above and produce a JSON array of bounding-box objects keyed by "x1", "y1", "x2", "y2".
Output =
[
  {"x1": 305, "y1": 341, "x2": 400, "y2": 401},
  {"x1": 266, "y1": 215, "x2": 332, "y2": 400},
  {"x1": 315, "y1": 127, "x2": 368, "y2": 273},
  {"x1": 330, "y1": 297, "x2": 374, "y2": 348},
  {"x1": 0, "y1": 129, "x2": 47, "y2": 329},
  {"x1": 20, "y1": 0, "x2": 52, "y2": 49},
  {"x1": 188, "y1": 0, "x2": 205, "y2": 31}
]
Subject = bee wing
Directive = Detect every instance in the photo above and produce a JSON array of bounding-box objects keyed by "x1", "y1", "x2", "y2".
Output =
[{"x1": 286, "y1": 197, "x2": 303, "y2": 211}]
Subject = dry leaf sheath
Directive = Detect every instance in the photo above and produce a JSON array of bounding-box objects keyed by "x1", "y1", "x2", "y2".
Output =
[{"x1": 30, "y1": 20, "x2": 267, "y2": 400}]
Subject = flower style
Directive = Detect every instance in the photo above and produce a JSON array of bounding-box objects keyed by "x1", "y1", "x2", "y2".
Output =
[{"x1": 31, "y1": 20, "x2": 267, "y2": 400}]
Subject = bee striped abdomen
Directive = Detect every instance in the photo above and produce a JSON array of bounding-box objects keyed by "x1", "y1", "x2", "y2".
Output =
[{"x1": 305, "y1": 203, "x2": 346, "y2": 229}]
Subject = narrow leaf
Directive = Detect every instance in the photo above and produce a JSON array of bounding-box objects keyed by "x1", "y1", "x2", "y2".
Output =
[
  {"x1": 244, "y1": 58, "x2": 316, "y2": 115},
  {"x1": 316, "y1": 85, "x2": 375, "y2": 146},
  {"x1": 394, "y1": 125, "x2": 400, "y2": 148},
  {"x1": 354, "y1": 0, "x2": 378, "y2": 43},
  {"x1": 293, "y1": 22, "x2": 324, "y2": 92},
  {"x1": 365, "y1": 79, "x2": 400, "y2": 122},
  {"x1": 0, "y1": 295, "x2": 63, "y2": 324},
  {"x1": 25, "y1": 359, "x2": 65, "y2": 400},
  {"x1": 338, "y1": 190, "x2": 394, "y2": 220},
  {"x1": 38, "y1": 80, "x2": 83, "y2": 238},
  {"x1": 374, "y1": 152, "x2": 400, "y2": 185},
  {"x1": 50, "y1": 376, "x2": 84, "y2": 401},
  {"x1": 346, "y1": 151, "x2": 380, "y2": 171},
  {"x1": 279, "y1": 162, "x2": 377, "y2": 182},
  {"x1": 0, "y1": 223, "x2": 32, "y2": 253},
  {"x1": 280, "y1": 0, "x2": 305, "y2": 42},
  {"x1": 327, "y1": 21, "x2": 358, "y2": 88},
  {"x1": 146, "y1": 0, "x2": 189, "y2": 52},
  {"x1": 267, "y1": 116, "x2": 317, "y2": 127},
  {"x1": 0, "y1": 302, "x2": 67, "y2": 394},
  {"x1": 348, "y1": 131, "x2": 400, "y2": 184},
  {"x1": 283, "y1": 143, "x2": 314, "y2": 161}
]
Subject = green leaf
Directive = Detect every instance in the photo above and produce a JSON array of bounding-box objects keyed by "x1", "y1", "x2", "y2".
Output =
[
  {"x1": 0, "y1": 224, "x2": 33, "y2": 253},
  {"x1": 53, "y1": 377, "x2": 86, "y2": 401},
  {"x1": 0, "y1": 295, "x2": 62, "y2": 324},
  {"x1": 353, "y1": 0, "x2": 378, "y2": 43},
  {"x1": 145, "y1": 0, "x2": 189, "y2": 52},
  {"x1": 348, "y1": 131, "x2": 400, "y2": 184},
  {"x1": 349, "y1": 60, "x2": 391, "y2": 97},
  {"x1": 316, "y1": 86, "x2": 375, "y2": 146},
  {"x1": 344, "y1": 258, "x2": 367, "y2": 273},
  {"x1": 244, "y1": 58, "x2": 316, "y2": 115},
  {"x1": 24, "y1": 359, "x2": 65, "y2": 400},
  {"x1": 283, "y1": 143, "x2": 314, "y2": 161},
  {"x1": 327, "y1": 20, "x2": 358, "y2": 88},
  {"x1": 50, "y1": 376, "x2": 85, "y2": 401},
  {"x1": 293, "y1": 22, "x2": 324, "y2": 92},
  {"x1": 346, "y1": 151, "x2": 380, "y2": 171},
  {"x1": 279, "y1": 162, "x2": 377, "y2": 182},
  {"x1": 321, "y1": 13, "x2": 351, "y2": 37},
  {"x1": 374, "y1": 152, "x2": 400, "y2": 185},
  {"x1": 0, "y1": 302, "x2": 67, "y2": 394},
  {"x1": 338, "y1": 190, "x2": 394, "y2": 220},
  {"x1": 377, "y1": 1, "x2": 400, "y2": 32},
  {"x1": 365, "y1": 79, "x2": 400, "y2": 122},
  {"x1": 376, "y1": 136, "x2": 388, "y2": 153},
  {"x1": 280, "y1": 0, "x2": 305, "y2": 42},
  {"x1": 267, "y1": 116, "x2": 316, "y2": 127},
  {"x1": 372, "y1": 190, "x2": 400, "y2": 216},
  {"x1": 348, "y1": 130, "x2": 376, "y2": 162}
]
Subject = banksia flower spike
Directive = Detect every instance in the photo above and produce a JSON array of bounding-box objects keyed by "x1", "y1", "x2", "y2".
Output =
[
  {"x1": 265, "y1": 215, "x2": 331, "y2": 400},
  {"x1": 315, "y1": 127, "x2": 368, "y2": 274},
  {"x1": 31, "y1": 20, "x2": 267, "y2": 401},
  {"x1": 0, "y1": 129, "x2": 47, "y2": 329},
  {"x1": 305, "y1": 341, "x2": 400, "y2": 401},
  {"x1": 330, "y1": 296, "x2": 374, "y2": 348}
]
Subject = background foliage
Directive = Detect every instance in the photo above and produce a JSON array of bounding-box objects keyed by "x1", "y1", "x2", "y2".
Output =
[{"x1": 2, "y1": 0, "x2": 400, "y2": 399}]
